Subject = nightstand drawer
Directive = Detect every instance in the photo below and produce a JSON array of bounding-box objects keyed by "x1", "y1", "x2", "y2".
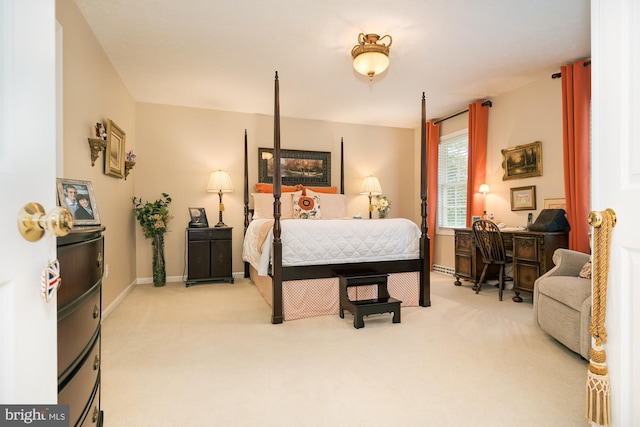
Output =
[{"x1": 188, "y1": 227, "x2": 231, "y2": 241}]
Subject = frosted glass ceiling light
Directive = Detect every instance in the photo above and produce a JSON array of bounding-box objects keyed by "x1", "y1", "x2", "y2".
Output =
[{"x1": 351, "y1": 33, "x2": 392, "y2": 81}]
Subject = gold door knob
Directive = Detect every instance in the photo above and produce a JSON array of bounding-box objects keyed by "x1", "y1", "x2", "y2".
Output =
[{"x1": 17, "y1": 203, "x2": 74, "y2": 242}]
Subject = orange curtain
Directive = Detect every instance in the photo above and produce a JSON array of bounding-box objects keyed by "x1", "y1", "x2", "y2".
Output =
[
  {"x1": 561, "y1": 59, "x2": 591, "y2": 253},
  {"x1": 466, "y1": 100, "x2": 489, "y2": 226},
  {"x1": 426, "y1": 120, "x2": 440, "y2": 270}
]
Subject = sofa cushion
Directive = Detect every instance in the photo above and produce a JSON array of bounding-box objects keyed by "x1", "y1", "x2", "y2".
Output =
[{"x1": 537, "y1": 276, "x2": 591, "y2": 312}]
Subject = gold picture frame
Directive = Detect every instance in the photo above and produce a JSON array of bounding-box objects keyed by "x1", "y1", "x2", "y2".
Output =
[
  {"x1": 501, "y1": 141, "x2": 542, "y2": 180},
  {"x1": 543, "y1": 198, "x2": 566, "y2": 210},
  {"x1": 105, "y1": 119, "x2": 126, "y2": 178},
  {"x1": 510, "y1": 185, "x2": 536, "y2": 211}
]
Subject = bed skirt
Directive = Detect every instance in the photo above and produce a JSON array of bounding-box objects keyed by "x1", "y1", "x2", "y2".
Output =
[{"x1": 249, "y1": 266, "x2": 420, "y2": 321}]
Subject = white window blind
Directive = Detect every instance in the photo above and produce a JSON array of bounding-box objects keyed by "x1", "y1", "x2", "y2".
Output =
[{"x1": 437, "y1": 130, "x2": 468, "y2": 228}]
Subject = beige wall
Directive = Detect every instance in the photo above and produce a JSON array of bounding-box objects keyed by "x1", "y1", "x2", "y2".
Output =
[
  {"x1": 134, "y1": 104, "x2": 415, "y2": 278},
  {"x1": 57, "y1": 0, "x2": 137, "y2": 309},
  {"x1": 432, "y1": 74, "x2": 565, "y2": 269},
  {"x1": 60, "y1": 0, "x2": 566, "y2": 305}
]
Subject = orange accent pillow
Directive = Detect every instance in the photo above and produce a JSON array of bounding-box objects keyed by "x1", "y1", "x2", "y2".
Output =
[
  {"x1": 255, "y1": 183, "x2": 298, "y2": 193},
  {"x1": 298, "y1": 185, "x2": 338, "y2": 195}
]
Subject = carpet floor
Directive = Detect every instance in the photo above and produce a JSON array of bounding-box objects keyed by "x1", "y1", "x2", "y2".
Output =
[{"x1": 101, "y1": 272, "x2": 588, "y2": 426}]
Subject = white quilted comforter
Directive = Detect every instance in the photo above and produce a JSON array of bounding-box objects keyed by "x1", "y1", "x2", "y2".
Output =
[{"x1": 242, "y1": 218, "x2": 421, "y2": 276}]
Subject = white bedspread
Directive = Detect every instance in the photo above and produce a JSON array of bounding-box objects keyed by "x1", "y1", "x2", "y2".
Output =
[{"x1": 242, "y1": 218, "x2": 421, "y2": 276}]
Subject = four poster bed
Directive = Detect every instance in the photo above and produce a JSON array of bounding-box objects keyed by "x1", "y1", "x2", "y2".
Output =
[{"x1": 242, "y1": 72, "x2": 431, "y2": 324}]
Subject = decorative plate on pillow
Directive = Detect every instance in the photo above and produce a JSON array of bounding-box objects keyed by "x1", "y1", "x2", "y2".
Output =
[{"x1": 293, "y1": 194, "x2": 321, "y2": 219}]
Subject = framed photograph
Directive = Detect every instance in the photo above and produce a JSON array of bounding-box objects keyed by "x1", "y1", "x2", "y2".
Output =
[
  {"x1": 56, "y1": 178, "x2": 101, "y2": 226},
  {"x1": 258, "y1": 148, "x2": 331, "y2": 187},
  {"x1": 501, "y1": 141, "x2": 542, "y2": 180},
  {"x1": 188, "y1": 207, "x2": 208, "y2": 227},
  {"x1": 510, "y1": 185, "x2": 537, "y2": 211},
  {"x1": 543, "y1": 198, "x2": 566, "y2": 210},
  {"x1": 105, "y1": 119, "x2": 126, "y2": 178}
]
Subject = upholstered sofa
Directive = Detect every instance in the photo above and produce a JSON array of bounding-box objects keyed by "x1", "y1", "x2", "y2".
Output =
[{"x1": 533, "y1": 248, "x2": 591, "y2": 359}]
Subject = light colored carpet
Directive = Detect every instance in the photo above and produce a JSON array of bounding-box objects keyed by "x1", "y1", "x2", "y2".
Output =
[{"x1": 101, "y1": 273, "x2": 588, "y2": 426}]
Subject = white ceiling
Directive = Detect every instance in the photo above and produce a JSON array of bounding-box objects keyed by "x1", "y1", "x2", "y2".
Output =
[{"x1": 74, "y1": 0, "x2": 590, "y2": 129}]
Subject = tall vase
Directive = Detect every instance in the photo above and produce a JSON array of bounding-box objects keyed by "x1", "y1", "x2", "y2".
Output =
[{"x1": 152, "y1": 234, "x2": 166, "y2": 287}]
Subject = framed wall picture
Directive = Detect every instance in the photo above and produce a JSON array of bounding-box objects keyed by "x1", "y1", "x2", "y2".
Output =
[
  {"x1": 258, "y1": 148, "x2": 331, "y2": 187},
  {"x1": 56, "y1": 178, "x2": 101, "y2": 226},
  {"x1": 105, "y1": 119, "x2": 126, "y2": 178},
  {"x1": 188, "y1": 207, "x2": 208, "y2": 227},
  {"x1": 501, "y1": 141, "x2": 542, "y2": 180},
  {"x1": 543, "y1": 198, "x2": 567, "y2": 210},
  {"x1": 510, "y1": 185, "x2": 536, "y2": 211}
]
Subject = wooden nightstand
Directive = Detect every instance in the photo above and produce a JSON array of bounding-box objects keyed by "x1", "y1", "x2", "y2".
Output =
[{"x1": 186, "y1": 226, "x2": 234, "y2": 286}]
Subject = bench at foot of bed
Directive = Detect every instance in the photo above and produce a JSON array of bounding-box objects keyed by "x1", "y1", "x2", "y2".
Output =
[{"x1": 339, "y1": 273, "x2": 402, "y2": 329}]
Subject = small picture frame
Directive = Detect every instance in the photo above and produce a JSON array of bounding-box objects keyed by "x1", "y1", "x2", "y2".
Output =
[
  {"x1": 188, "y1": 207, "x2": 208, "y2": 227},
  {"x1": 56, "y1": 178, "x2": 101, "y2": 226},
  {"x1": 543, "y1": 198, "x2": 566, "y2": 210},
  {"x1": 501, "y1": 141, "x2": 542, "y2": 181},
  {"x1": 510, "y1": 185, "x2": 537, "y2": 211},
  {"x1": 105, "y1": 119, "x2": 126, "y2": 178}
]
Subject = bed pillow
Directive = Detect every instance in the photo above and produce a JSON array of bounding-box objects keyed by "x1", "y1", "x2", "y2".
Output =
[
  {"x1": 252, "y1": 191, "x2": 301, "y2": 219},
  {"x1": 306, "y1": 189, "x2": 346, "y2": 219},
  {"x1": 292, "y1": 193, "x2": 321, "y2": 219},
  {"x1": 298, "y1": 185, "x2": 338, "y2": 194},
  {"x1": 254, "y1": 183, "x2": 299, "y2": 193}
]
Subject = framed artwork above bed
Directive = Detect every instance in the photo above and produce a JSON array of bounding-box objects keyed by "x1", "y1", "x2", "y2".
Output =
[{"x1": 258, "y1": 148, "x2": 331, "y2": 187}]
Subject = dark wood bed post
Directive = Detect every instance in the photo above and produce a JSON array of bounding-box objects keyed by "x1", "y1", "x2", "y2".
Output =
[
  {"x1": 420, "y1": 92, "x2": 432, "y2": 307},
  {"x1": 340, "y1": 137, "x2": 344, "y2": 194},
  {"x1": 243, "y1": 129, "x2": 250, "y2": 278},
  {"x1": 271, "y1": 72, "x2": 284, "y2": 324}
]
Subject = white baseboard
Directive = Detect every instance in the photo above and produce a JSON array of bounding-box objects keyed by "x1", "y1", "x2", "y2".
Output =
[{"x1": 102, "y1": 278, "x2": 136, "y2": 321}]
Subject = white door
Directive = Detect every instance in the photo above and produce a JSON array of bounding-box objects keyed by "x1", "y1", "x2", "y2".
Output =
[
  {"x1": 592, "y1": 1, "x2": 640, "y2": 424},
  {"x1": 0, "y1": 1, "x2": 58, "y2": 403}
]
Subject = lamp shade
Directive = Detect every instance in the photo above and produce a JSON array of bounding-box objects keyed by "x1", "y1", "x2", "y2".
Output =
[
  {"x1": 479, "y1": 184, "x2": 490, "y2": 194},
  {"x1": 360, "y1": 176, "x2": 383, "y2": 195},
  {"x1": 207, "y1": 170, "x2": 234, "y2": 193},
  {"x1": 353, "y1": 51, "x2": 390, "y2": 79}
]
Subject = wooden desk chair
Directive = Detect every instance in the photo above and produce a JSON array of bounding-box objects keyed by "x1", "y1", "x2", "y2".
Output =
[{"x1": 471, "y1": 219, "x2": 512, "y2": 301}]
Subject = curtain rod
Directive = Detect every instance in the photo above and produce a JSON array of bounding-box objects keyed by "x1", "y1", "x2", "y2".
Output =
[
  {"x1": 551, "y1": 60, "x2": 591, "y2": 79},
  {"x1": 432, "y1": 100, "x2": 492, "y2": 125}
]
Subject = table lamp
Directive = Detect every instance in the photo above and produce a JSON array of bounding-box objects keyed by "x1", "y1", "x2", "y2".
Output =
[
  {"x1": 479, "y1": 184, "x2": 490, "y2": 219},
  {"x1": 360, "y1": 176, "x2": 383, "y2": 219},
  {"x1": 207, "y1": 170, "x2": 234, "y2": 227}
]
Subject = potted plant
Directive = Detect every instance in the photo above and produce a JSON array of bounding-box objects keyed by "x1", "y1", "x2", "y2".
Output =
[{"x1": 133, "y1": 193, "x2": 172, "y2": 286}]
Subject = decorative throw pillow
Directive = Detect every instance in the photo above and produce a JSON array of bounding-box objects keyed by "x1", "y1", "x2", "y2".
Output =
[
  {"x1": 579, "y1": 261, "x2": 592, "y2": 279},
  {"x1": 293, "y1": 194, "x2": 321, "y2": 219}
]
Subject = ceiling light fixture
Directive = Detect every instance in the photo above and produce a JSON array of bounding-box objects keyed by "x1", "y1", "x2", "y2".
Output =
[{"x1": 351, "y1": 33, "x2": 392, "y2": 81}]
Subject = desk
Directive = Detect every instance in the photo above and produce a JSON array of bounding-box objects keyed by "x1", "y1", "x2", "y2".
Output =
[{"x1": 453, "y1": 228, "x2": 568, "y2": 302}]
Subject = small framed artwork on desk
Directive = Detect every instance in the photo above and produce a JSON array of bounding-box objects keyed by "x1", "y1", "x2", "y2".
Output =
[
  {"x1": 189, "y1": 207, "x2": 208, "y2": 228},
  {"x1": 510, "y1": 185, "x2": 536, "y2": 211}
]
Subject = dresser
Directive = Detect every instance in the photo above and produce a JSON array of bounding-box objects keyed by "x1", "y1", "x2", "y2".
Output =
[
  {"x1": 453, "y1": 228, "x2": 568, "y2": 302},
  {"x1": 186, "y1": 226, "x2": 234, "y2": 286},
  {"x1": 57, "y1": 226, "x2": 105, "y2": 427}
]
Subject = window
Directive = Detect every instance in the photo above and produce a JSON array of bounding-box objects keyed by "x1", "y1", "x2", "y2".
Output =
[{"x1": 437, "y1": 130, "x2": 468, "y2": 229}]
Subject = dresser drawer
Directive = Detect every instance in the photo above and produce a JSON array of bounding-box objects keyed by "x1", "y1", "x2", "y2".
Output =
[
  {"x1": 58, "y1": 236, "x2": 103, "y2": 309},
  {"x1": 455, "y1": 230, "x2": 473, "y2": 254},
  {"x1": 513, "y1": 262, "x2": 540, "y2": 294},
  {"x1": 513, "y1": 236, "x2": 539, "y2": 262},
  {"x1": 58, "y1": 284, "x2": 101, "y2": 378},
  {"x1": 79, "y1": 380, "x2": 102, "y2": 427},
  {"x1": 59, "y1": 334, "x2": 101, "y2": 427}
]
